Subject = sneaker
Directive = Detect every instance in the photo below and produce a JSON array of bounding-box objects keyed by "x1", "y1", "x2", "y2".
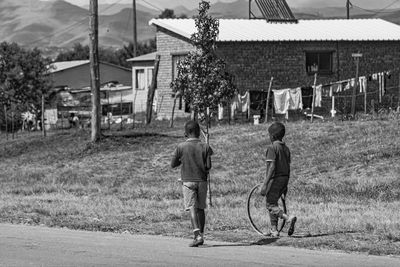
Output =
[
  {"x1": 189, "y1": 235, "x2": 204, "y2": 247},
  {"x1": 287, "y1": 216, "x2": 297, "y2": 236}
]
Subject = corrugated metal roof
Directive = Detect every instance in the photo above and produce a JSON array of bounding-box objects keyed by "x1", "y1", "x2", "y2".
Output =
[
  {"x1": 149, "y1": 18, "x2": 400, "y2": 42},
  {"x1": 126, "y1": 52, "x2": 157, "y2": 62},
  {"x1": 49, "y1": 60, "x2": 90, "y2": 73}
]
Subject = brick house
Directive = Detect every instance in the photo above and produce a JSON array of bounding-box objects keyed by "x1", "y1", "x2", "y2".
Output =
[{"x1": 149, "y1": 18, "x2": 400, "y2": 119}]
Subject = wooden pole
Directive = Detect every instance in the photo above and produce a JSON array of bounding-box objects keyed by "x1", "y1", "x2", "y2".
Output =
[
  {"x1": 11, "y1": 109, "x2": 14, "y2": 139},
  {"x1": 351, "y1": 53, "x2": 362, "y2": 117},
  {"x1": 346, "y1": 0, "x2": 350, "y2": 19},
  {"x1": 107, "y1": 91, "x2": 111, "y2": 130},
  {"x1": 206, "y1": 108, "x2": 212, "y2": 207},
  {"x1": 89, "y1": 0, "x2": 101, "y2": 142},
  {"x1": 311, "y1": 73, "x2": 317, "y2": 123},
  {"x1": 398, "y1": 72, "x2": 400, "y2": 110},
  {"x1": 247, "y1": 92, "x2": 251, "y2": 122},
  {"x1": 132, "y1": 0, "x2": 137, "y2": 57},
  {"x1": 169, "y1": 95, "x2": 178, "y2": 128},
  {"x1": 4, "y1": 105, "x2": 8, "y2": 140},
  {"x1": 364, "y1": 77, "x2": 367, "y2": 114},
  {"x1": 120, "y1": 91, "x2": 123, "y2": 130},
  {"x1": 146, "y1": 55, "x2": 160, "y2": 124},
  {"x1": 265, "y1": 77, "x2": 273, "y2": 123},
  {"x1": 41, "y1": 94, "x2": 46, "y2": 137}
]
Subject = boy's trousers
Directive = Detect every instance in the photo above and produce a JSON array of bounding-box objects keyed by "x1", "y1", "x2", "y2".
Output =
[{"x1": 265, "y1": 175, "x2": 289, "y2": 227}]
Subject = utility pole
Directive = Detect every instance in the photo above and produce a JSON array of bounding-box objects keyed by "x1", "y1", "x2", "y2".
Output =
[
  {"x1": 132, "y1": 0, "x2": 137, "y2": 57},
  {"x1": 89, "y1": 0, "x2": 101, "y2": 142},
  {"x1": 346, "y1": 0, "x2": 350, "y2": 19}
]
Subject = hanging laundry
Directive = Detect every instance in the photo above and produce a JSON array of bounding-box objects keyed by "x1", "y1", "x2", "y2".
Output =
[
  {"x1": 301, "y1": 87, "x2": 313, "y2": 109},
  {"x1": 344, "y1": 81, "x2": 351, "y2": 91},
  {"x1": 372, "y1": 73, "x2": 378, "y2": 80},
  {"x1": 350, "y1": 78, "x2": 356, "y2": 88},
  {"x1": 359, "y1": 76, "x2": 367, "y2": 93},
  {"x1": 322, "y1": 85, "x2": 331, "y2": 97},
  {"x1": 240, "y1": 91, "x2": 250, "y2": 112},
  {"x1": 315, "y1": 85, "x2": 322, "y2": 107},
  {"x1": 289, "y1": 87, "x2": 303, "y2": 110},
  {"x1": 272, "y1": 89, "x2": 291, "y2": 114},
  {"x1": 230, "y1": 94, "x2": 240, "y2": 118},
  {"x1": 331, "y1": 83, "x2": 342, "y2": 94},
  {"x1": 218, "y1": 103, "x2": 224, "y2": 120},
  {"x1": 378, "y1": 72, "x2": 386, "y2": 103}
]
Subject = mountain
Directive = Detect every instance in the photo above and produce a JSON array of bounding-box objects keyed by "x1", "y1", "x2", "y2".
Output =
[
  {"x1": 0, "y1": 0, "x2": 156, "y2": 49},
  {"x1": 83, "y1": 3, "x2": 159, "y2": 16}
]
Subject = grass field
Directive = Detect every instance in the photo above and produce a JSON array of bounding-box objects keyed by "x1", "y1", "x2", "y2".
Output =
[{"x1": 1, "y1": 118, "x2": 400, "y2": 255}]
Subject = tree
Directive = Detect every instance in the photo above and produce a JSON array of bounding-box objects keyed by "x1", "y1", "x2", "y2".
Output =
[
  {"x1": 171, "y1": 0, "x2": 236, "y2": 127},
  {"x1": 0, "y1": 42, "x2": 52, "y2": 131},
  {"x1": 158, "y1": 9, "x2": 187, "y2": 19},
  {"x1": 54, "y1": 39, "x2": 156, "y2": 68},
  {"x1": 159, "y1": 8, "x2": 176, "y2": 18}
]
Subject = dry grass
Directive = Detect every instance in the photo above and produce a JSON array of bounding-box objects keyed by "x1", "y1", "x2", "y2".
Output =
[{"x1": 1, "y1": 118, "x2": 400, "y2": 255}]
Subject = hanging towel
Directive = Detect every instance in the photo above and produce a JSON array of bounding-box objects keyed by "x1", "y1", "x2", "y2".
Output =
[
  {"x1": 231, "y1": 94, "x2": 240, "y2": 118},
  {"x1": 372, "y1": 73, "x2": 378, "y2": 80},
  {"x1": 240, "y1": 91, "x2": 250, "y2": 113},
  {"x1": 301, "y1": 87, "x2": 313, "y2": 109},
  {"x1": 315, "y1": 85, "x2": 322, "y2": 107},
  {"x1": 272, "y1": 89, "x2": 291, "y2": 114},
  {"x1": 289, "y1": 87, "x2": 303, "y2": 110},
  {"x1": 359, "y1": 76, "x2": 367, "y2": 93},
  {"x1": 344, "y1": 81, "x2": 351, "y2": 91},
  {"x1": 218, "y1": 103, "x2": 224, "y2": 120},
  {"x1": 350, "y1": 78, "x2": 356, "y2": 88}
]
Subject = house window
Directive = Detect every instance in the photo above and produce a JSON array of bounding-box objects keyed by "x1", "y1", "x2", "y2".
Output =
[
  {"x1": 172, "y1": 53, "x2": 189, "y2": 111},
  {"x1": 306, "y1": 51, "x2": 333, "y2": 74},
  {"x1": 102, "y1": 102, "x2": 133, "y2": 116},
  {"x1": 135, "y1": 69, "x2": 146, "y2": 90},
  {"x1": 172, "y1": 54, "x2": 187, "y2": 80},
  {"x1": 147, "y1": 68, "x2": 154, "y2": 87}
]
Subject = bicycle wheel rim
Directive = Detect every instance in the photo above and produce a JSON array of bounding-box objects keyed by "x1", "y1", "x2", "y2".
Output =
[{"x1": 247, "y1": 184, "x2": 287, "y2": 236}]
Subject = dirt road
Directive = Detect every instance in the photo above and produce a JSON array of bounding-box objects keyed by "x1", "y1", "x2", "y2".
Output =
[{"x1": 1, "y1": 223, "x2": 399, "y2": 267}]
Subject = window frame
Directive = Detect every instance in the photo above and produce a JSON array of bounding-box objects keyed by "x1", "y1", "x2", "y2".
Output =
[
  {"x1": 171, "y1": 52, "x2": 190, "y2": 112},
  {"x1": 132, "y1": 67, "x2": 154, "y2": 91},
  {"x1": 305, "y1": 51, "x2": 334, "y2": 75}
]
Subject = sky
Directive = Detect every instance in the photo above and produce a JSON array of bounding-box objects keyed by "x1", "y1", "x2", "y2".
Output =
[{"x1": 41, "y1": 0, "x2": 400, "y2": 10}]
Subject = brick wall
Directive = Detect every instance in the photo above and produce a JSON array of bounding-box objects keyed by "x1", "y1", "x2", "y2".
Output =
[
  {"x1": 155, "y1": 26, "x2": 400, "y2": 118},
  {"x1": 155, "y1": 28, "x2": 194, "y2": 120}
]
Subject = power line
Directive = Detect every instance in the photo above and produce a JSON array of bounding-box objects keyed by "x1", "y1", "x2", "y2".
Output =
[
  {"x1": 351, "y1": 0, "x2": 400, "y2": 16},
  {"x1": 139, "y1": 0, "x2": 163, "y2": 12},
  {"x1": 30, "y1": 0, "x2": 126, "y2": 46}
]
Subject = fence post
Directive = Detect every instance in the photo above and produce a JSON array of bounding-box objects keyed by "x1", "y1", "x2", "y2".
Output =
[
  {"x1": 311, "y1": 73, "x2": 317, "y2": 123},
  {"x1": 265, "y1": 77, "x2": 273, "y2": 124}
]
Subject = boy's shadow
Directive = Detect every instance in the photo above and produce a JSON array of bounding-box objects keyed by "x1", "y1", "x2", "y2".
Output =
[
  {"x1": 201, "y1": 237, "x2": 279, "y2": 248},
  {"x1": 201, "y1": 231, "x2": 357, "y2": 248}
]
